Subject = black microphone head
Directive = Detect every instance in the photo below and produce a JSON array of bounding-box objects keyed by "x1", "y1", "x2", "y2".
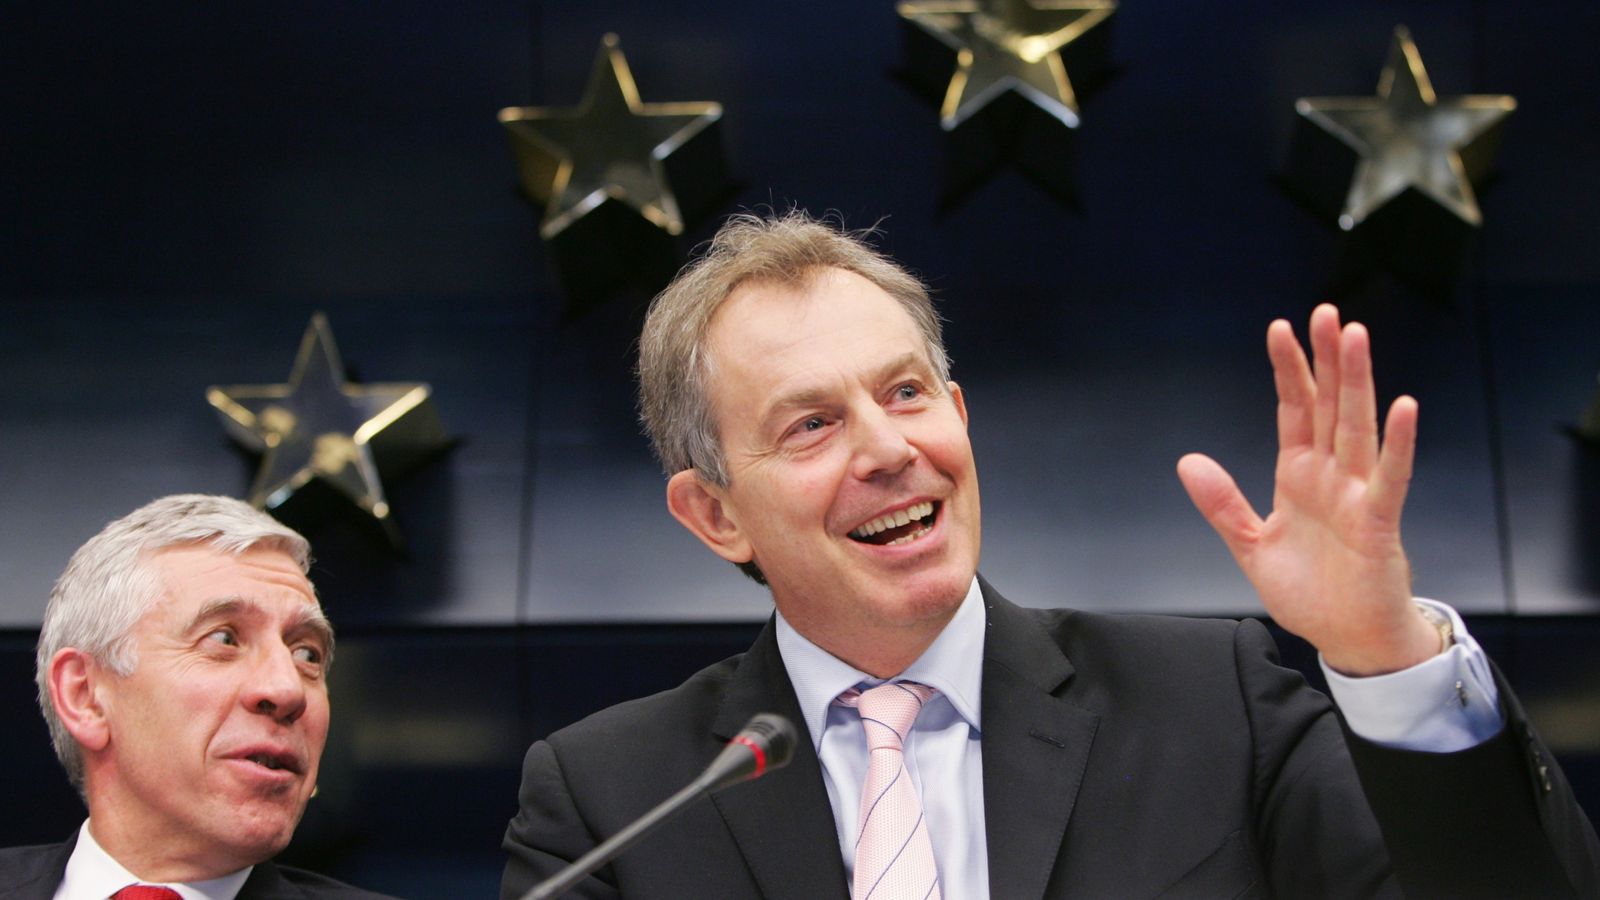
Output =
[
  {"x1": 702, "y1": 713, "x2": 801, "y2": 793},
  {"x1": 740, "y1": 713, "x2": 798, "y2": 771}
]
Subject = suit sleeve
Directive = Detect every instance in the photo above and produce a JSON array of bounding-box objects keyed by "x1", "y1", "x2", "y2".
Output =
[
  {"x1": 1342, "y1": 662, "x2": 1600, "y2": 899},
  {"x1": 1230, "y1": 618, "x2": 1400, "y2": 898},
  {"x1": 500, "y1": 740, "x2": 621, "y2": 900},
  {"x1": 1234, "y1": 618, "x2": 1599, "y2": 899}
]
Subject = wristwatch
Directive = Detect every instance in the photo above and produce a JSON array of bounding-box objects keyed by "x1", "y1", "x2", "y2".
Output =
[{"x1": 1415, "y1": 602, "x2": 1454, "y2": 654}]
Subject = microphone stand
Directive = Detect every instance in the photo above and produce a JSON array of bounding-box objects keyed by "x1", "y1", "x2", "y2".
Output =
[
  {"x1": 521, "y1": 766, "x2": 725, "y2": 900},
  {"x1": 519, "y1": 713, "x2": 796, "y2": 900}
]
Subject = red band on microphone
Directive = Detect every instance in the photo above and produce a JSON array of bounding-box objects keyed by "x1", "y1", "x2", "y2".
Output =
[{"x1": 731, "y1": 735, "x2": 767, "y2": 777}]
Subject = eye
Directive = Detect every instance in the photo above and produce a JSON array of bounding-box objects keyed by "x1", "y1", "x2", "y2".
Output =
[
  {"x1": 785, "y1": 414, "x2": 832, "y2": 438},
  {"x1": 292, "y1": 645, "x2": 324, "y2": 666},
  {"x1": 780, "y1": 410, "x2": 839, "y2": 448},
  {"x1": 889, "y1": 381, "x2": 931, "y2": 406},
  {"x1": 204, "y1": 629, "x2": 239, "y2": 647}
]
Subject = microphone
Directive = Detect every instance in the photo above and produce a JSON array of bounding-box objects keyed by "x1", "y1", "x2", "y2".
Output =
[
  {"x1": 521, "y1": 713, "x2": 798, "y2": 900},
  {"x1": 697, "y1": 712, "x2": 798, "y2": 792}
]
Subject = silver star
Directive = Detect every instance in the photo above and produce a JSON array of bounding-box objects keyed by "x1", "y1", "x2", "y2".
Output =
[{"x1": 1296, "y1": 26, "x2": 1515, "y2": 230}]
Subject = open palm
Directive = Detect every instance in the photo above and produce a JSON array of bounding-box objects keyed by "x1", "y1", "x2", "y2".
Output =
[{"x1": 1178, "y1": 304, "x2": 1440, "y2": 676}]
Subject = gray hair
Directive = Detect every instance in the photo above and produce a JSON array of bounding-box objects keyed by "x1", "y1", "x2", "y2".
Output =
[
  {"x1": 637, "y1": 209, "x2": 950, "y2": 488},
  {"x1": 35, "y1": 494, "x2": 314, "y2": 791}
]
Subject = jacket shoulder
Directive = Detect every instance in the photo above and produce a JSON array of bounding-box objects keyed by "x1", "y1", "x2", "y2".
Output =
[
  {"x1": 1006, "y1": 604, "x2": 1315, "y2": 721},
  {"x1": 250, "y1": 861, "x2": 401, "y2": 899},
  {"x1": 0, "y1": 842, "x2": 71, "y2": 898},
  {"x1": 1027, "y1": 605, "x2": 1261, "y2": 665}
]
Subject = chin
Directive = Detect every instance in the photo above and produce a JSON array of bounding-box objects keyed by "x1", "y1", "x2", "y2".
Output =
[
  {"x1": 229, "y1": 827, "x2": 297, "y2": 865},
  {"x1": 884, "y1": 570, "x2": 972, "y2": 622},
  {"x1": 226, "y1": 802, "x2": 307, "y2": 858}
]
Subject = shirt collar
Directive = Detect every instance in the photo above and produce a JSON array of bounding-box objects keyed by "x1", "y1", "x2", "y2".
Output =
[
  {"x1": 776, "y1": 577, "x2": 986, "y2": 751},
  {"x1": 60, "y1": 819, "x2": 253, "y2": 900}
]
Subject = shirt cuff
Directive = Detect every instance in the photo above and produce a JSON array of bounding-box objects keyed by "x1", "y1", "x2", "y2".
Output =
[{"x1": 1320, "y1": 599, "x2": 1503, "y2": 753}]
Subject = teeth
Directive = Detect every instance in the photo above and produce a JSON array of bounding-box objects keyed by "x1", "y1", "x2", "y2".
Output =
[
  {"x1": 249, "y1": 754, "x2": 284, "y2": 771},
  {"x1": 885, "y1": 524, "x2": 932, "y2": 546},
  {"x1": 850, "y1": 501, "x2": 935, "y2": 539}
]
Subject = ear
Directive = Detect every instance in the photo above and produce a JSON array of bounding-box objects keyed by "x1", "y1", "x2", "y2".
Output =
[
  {"x1": 48, "y1": 648, "x2": 111, "y2": 753},
  {"x1": 948, "y1": 381, "x2": 969, "y2": 427},
  {"x1": 666, "y1": 469, "x2": 753, "y2": 565}
]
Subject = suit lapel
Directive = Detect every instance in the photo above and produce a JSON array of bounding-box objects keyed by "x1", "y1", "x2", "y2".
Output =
[
  {"x1": 709, "y1": 620, "x2": 851, "y2": 900},
  {"x1": 978, "y1": 579, "x2": 1099, "y2": 900}
]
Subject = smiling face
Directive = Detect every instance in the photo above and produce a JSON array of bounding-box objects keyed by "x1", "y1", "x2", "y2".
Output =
[
  {"x1": 669, "y1": 267, "x2": 982, "y2": 675},
  {"x1": 87, "y1": 543, "x2": 331, "y2": 880}
]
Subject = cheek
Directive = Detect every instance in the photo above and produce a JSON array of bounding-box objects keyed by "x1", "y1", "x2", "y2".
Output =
[
  {"x1": 923, "y1": 428, "x2": 977, "y2": 478},
  {"x1": 308, "y1": 694, "x2": 332, "y2": 746},
  {"x1": 751, "y1": 456, "x2": 845, "y2": 519},
  {"x1": 793, "y1": 470, "x2": 856, "y2": 534},
  {"x1": 132, "y1": 676, "x2": 216, "y2": 730}
]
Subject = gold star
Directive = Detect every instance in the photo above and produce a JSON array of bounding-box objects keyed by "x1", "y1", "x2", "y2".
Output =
[
  {"x1": 1296, "y1": 25, "x2": 1515, "y2": 230},
  {"x1": 898, "y1": 0, "x2": 1115, "y2": 130},
  {"x1": 498, "y1": 34, "x2": 723, "y2": 238},
  {"x1": 207, "y1": 314, "x2": 448, "y2": 544}
]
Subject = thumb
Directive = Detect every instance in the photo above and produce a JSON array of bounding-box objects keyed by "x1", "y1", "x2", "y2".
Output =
[{"x1": 1176, "y1": 453, "x2": 1263, "y2": 559}]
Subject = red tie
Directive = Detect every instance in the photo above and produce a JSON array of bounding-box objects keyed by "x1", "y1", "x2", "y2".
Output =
[{"x1": 112, "y1": 886, "x2": 183, "y2": 900}]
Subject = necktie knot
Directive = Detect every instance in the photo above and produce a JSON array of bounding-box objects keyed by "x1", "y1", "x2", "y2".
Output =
[{"x1": 843, "y1": 681, "x2": 935, "y2": 753}]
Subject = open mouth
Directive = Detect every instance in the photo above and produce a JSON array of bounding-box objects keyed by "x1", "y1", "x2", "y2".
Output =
[
  {"x1": 849, "y1": 501, "x2": 938, "y2": 546},
  {"x1": 243, "y1": 752, "x2": 301, "y2": 774}
]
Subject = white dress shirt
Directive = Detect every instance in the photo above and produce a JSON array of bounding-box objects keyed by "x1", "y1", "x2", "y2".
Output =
[
  {"x1": 54, "y1": 820, "x2": 251, "y2": 900},
  {"x1": 775, "y1": 578, "x2": 1504, "y2": 900},
  {"x1": 1321, "y1": 598, "x2": 1502, "y2": 751}
]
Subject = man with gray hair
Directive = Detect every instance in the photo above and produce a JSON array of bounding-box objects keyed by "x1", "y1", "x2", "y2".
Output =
[
  {"x1": 503, "y1": 210, "x2": 1598, "y2": 898},
  {"x1": 2, "y1": 494, "x2": 391, "y2": 899}
]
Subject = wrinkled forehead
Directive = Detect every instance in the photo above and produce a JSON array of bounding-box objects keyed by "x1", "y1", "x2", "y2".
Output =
[{"x1": 143, "y1": 543, "x2": 321, "y2": 617}]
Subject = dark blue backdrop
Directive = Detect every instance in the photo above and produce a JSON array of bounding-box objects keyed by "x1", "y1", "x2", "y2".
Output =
[{"x1": 4, "y1": 3, "x2": 1597, "y2": 894}]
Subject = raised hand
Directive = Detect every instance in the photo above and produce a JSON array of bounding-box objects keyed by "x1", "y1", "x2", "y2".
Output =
[{"x1": 1177, "y1": 304, "x2": 1442, "y2": 676}]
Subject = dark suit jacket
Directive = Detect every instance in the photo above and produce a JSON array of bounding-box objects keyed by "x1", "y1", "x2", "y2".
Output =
[
  {"x1": 0, "y1": 831, "x2": 396, "y2": 900},
  {"x1": 502, "y1": 580, "x2": 1600, "y2": 899}
]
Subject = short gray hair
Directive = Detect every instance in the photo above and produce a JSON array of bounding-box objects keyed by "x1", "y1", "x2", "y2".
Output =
[
  {"x1": 35, "y1": 494, "x2": 314, "y2": 791},
  {"x1": 637, "y1": 209, "x2": 950, "y2": 488}
]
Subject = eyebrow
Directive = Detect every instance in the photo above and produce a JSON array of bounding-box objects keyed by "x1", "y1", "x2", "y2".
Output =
[
  {"x1": 759, "y1": 351, "x2": 932, "y2": 429},
  {"x1": 186, "y1": 597, "x2": 336, "y2": 653}
]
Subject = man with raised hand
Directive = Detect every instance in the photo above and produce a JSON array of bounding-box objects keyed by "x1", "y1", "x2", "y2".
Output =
[{"x1": 503, "y1": 211, "x2": 1598, "y2": 899}]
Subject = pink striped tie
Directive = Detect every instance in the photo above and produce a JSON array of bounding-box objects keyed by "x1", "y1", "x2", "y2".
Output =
[{"x1": 840, "y1": 681, "x2": 942, "y2": 900}]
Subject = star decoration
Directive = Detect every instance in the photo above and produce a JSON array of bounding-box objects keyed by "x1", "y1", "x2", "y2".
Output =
[
  {"x1": 1295, "y1": 25, "x2": 1516, "y2": 230},
  {"x1": 897, "y1": 0, "x2": 1116, "y2": 130},
  {"x1": 207, "y1": 313, "x2": 449, "y2": 546},
  {"x1": 498, "y1": 33, "x2": 723, "y2": 239}
]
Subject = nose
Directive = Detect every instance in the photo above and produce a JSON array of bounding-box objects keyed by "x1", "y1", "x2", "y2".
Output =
[
  {"x1": 243, "y1": 641, "x2": 308, "y2": 725},
  {"x1": 849, "y1": 404, "x2": 917, "y2": 481}
]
